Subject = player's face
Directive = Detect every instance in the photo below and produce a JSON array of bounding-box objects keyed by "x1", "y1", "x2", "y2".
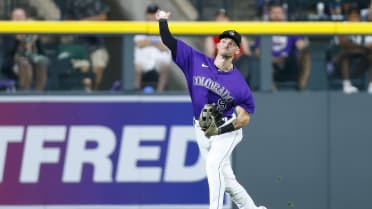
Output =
[{"x1": 217, "y1": 38, "x2": 239, "y2": 57}]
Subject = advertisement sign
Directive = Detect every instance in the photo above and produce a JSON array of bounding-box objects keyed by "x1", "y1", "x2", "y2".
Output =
[{"x1": 0, "y1": 96, "x2": 229, "y2": 209}]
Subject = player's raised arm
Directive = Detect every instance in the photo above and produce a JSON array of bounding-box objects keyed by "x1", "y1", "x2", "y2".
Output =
[{"x1": 156, "y1": 10, "x2": 177, "y2": 59}]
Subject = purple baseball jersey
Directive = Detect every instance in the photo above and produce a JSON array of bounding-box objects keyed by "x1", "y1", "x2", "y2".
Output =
[
  {"x1": 255, "y1": 36, "x2": 303, "y2": 58},
  {"x1": 174, "y1": 40, "x2": 255, "y2": 118}
]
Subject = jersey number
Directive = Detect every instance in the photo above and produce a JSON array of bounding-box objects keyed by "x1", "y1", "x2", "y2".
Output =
[{"x1": 216, "y1": 99, "x2": 227, "y2": 111}]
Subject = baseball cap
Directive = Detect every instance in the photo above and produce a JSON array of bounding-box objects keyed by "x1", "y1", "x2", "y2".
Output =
[
  {"x1": 146, "y1": 3, "x2": 159, "y2": 14},
  {"x1": 219, "y1": 30, "x2": 241, "y2": 46}
]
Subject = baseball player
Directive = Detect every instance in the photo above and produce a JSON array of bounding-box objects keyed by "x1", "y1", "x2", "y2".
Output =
[{"x1": 156, "y1": 10, "x2": 267, "y2": 209}]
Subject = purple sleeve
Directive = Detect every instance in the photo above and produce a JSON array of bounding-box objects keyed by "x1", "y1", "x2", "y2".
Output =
[
  {"x1": 174, "y1": 40, "x2": 194, "y2": 78},
  {"x1": 239, "y1": 87, "x2": 256, "y2": 114}
]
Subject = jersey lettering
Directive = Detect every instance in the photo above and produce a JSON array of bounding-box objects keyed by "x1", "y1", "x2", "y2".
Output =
[{"x1": 193, "y1": 76, "x2": 233, "y2": 102}]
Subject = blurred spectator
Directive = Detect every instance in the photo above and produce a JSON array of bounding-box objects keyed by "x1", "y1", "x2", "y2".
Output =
[
  {"x1": 361, "y1": 0, "x2": 372, "y2": 20},
  {"x1": 1, "y1": 8, "x2": 48, "y2": 91},
  {"x1": 331, "y1": 4, "x2": 372, "y2": 94},
  {"x1": 254, "y1": 3, "x2": 311, "y2": 91},
  {"x1": 204, "y1": 9, "x2": 252, "y2": 83},
  {"x1": 307, "y1": 2, "x2": 329, "y2": 20},
  {"x1": 255, "y1": 0, "x2": 266, "y2": 19},
  {"x1": 134, "y1": 3, "x2": 171, "y2": 92},
  {"x1": 341, "y1": 2, "x2": 357, "y2": 17},
  {"x1": 329, "y1": 0, "x2": 345, "y2": 20},
  {"x1": 60, "y1": 0, "x2": 110, "y2": 90},
  {"x1": 57, "y1": 35, "x2": 93, "y2": 92}
]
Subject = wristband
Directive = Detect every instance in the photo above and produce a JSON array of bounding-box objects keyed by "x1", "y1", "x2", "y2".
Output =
[{"x1": 218, "y1": 123, "x2": 235, "y2": 134}]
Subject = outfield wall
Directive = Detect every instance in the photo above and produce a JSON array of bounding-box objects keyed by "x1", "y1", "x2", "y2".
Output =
[
  {"x1": 0, "y1": 93, "x2": 371, "y2": 209},
  {"x1": 237, "y1": 92, "x2": 372, "y2": 209}
]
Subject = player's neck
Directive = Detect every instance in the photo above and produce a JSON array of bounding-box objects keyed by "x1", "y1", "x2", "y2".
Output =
[{"x1": 214, "y1": 55, "x2": 233, "y2": 72}]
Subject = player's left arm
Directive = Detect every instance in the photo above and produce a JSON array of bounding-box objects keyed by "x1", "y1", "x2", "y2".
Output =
[
  {"x1": 215, "y1": 90, "x2": 255, "y2": 136},
  {"x1": 232, "y1": 105, "x2": 251, "y2": 129},
  {"x1": 204, "y1": 105, "x2": 252, "y2": 137},
  {"x1": 212, "y1": 106, "x2": 251, "y2": 136}
]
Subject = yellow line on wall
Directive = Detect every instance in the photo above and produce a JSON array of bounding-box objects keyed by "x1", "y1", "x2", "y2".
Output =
[{"x1": 0, "y1": 21, "x2": 370, "y2": 35}]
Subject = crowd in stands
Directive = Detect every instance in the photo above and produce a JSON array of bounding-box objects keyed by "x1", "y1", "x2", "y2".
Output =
[
  {"x1": 0, "y1": 0, "x2": 372, "y2": 94},
  {"x1": 0, "y1": 0, "x2": 109, "y2": 92},
  {"x1": 252, "y1": 3, "x2": 312, "y2": 91},
  {"x1": 232, "y1": 0, "x2": 372, "y2": 93},
  {"x1": 134, "y1": 3, "x2": 171, "y2": 93},
  {"x1": 327, "y1": 2, "x2": 372, "y2": 93},
  {"x1": 2, "y1": 8, "x2": 48, "y2": 91}
]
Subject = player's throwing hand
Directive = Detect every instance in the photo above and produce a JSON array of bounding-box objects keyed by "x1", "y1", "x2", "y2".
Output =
[{"x1": 156, "y1": 10, "x2": 171, "y2": 20}]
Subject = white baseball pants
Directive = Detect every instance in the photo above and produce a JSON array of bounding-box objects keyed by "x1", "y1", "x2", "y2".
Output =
[{"x1": 194, "y1": 120, "x2": 259, "y2": 209}]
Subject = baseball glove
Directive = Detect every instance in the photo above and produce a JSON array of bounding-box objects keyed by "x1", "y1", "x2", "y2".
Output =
[{"x1": 198, "y1": 104, "x2": 224, "y2": 138}]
